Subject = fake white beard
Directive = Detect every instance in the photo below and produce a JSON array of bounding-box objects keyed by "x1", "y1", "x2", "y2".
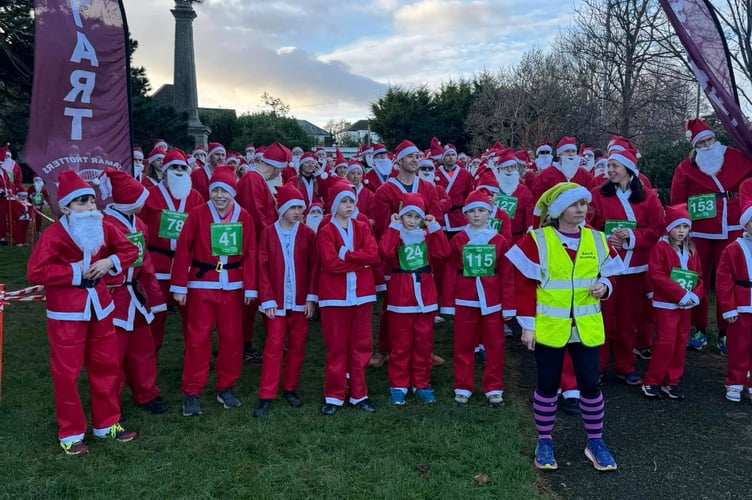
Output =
[
  {"x1": 584, "y1": 158, "x2": 595, "y2": 172},
  {"x1": 365, "y1": 155, "x2": 374, "y2": 169},
  {"x1": 535, "y1": 155, "x2": 553, "y2": 170},
  {"x1": 468, "y1": 164, "x2": 479, "y2": 176},
  {"x1": 373, "y1": 158, "x2": 392, "y2": 176},
  {"x1": 557, "y1": 156, "x2": 581, "y2": 180},
  {"x1": 594, "y1": 165, "x2": 608, "y2": 179},
  {"x1": 291, "y1": 156, "x2": 300, "y2": 172},
  {"x1": 68, "y1": 210, "x2": 105, "y2": 255},
  {"x1": 2, "y1": 159, "x2": 13, "y2": 172},
  {"x1": 267, "y1": 174, "x2": 283, "y2": 194},
  {"x1": 33, "y1": 180, "x2": 44, "y2": 192},
  {"x1": 418, "y1": 171, "x2": 435, "y2": 184},
  {"x1": 167, "y1": 170, "x2": 192, "y2": 200},
  {"x1": 696, "y1": 142, "x2": 726, "y2": 176},
  {"x1": 306, "y1": 211, "x2": 323, "y2": 232},
  {"x1": 246, "y1": 153, "x2": 255, "y2": 163},
  {"x1": 133, "y1": 164, "x2": 144, "y2": 179},
  {"x1": 497, "y1": 170, "x2": 520, "y2": 195},
  {"x1": 399, "y1": 226, "x2": 426, "y2": 245}
]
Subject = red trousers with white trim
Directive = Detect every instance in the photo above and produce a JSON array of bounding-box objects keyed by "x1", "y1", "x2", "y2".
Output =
[
  {"x1": 725, "y1": 313, "x2": 752, "y2": 387},
  {"x1": 693, "y1": 234, "x2": 739, "y2": 330},
  {"x1": 151, "y1": 279, "x2": 187, "y2": 353},
  {"x1": 12, "y1": 219, "x2": 28, "y2": 245},
  {"x1": 47, "y1": 318, "x2": 121, "y2": 440},
  {"x1": 387, "y1": 312, "x2": 434, "y2": 390},
  {"x1": 320, "y1": 304, "x2": 373, "y2": 404},
  {"x1": 600, "y1": 273, "x2": 645, "y2": 375},
  {"x1": 453, "y1": 306, "x2": 505, "y2": 395},
  {"x1": 258, "y1": 311, "x2": 309, "y2": 399},
  {"x1": 181, "y1": 288, "x2": 243, "y2": 396},
  {"x1": 115, "y1": 315, "x2": 160, "y2": 405},
  {"x1": 643, "y1": 308, "x2": 691, "y2": 386},
  {"x1": 242, "y1": 301, "x2": 259, "y2": 345},
  {"x1": 377, "y1": 303, "x2": 390, "y2": 353}
]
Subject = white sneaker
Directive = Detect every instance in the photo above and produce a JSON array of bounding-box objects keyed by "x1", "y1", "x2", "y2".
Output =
[
  {"x1": 434, "y1": 316, "x2": 445, "y2": 324},
  {"x1": 726, "y1": 386, "x2": 742, "y2": 403}
]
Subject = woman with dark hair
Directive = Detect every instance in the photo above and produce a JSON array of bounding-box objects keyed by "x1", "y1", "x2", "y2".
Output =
[{"x1": 589, "y1": 149, "x2": 664, "y2": 384}]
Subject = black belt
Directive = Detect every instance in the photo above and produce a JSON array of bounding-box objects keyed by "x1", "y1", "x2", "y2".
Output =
[
  {"x1": 192, "y1": 260, "x2": 241, "y2": 278},
  {"x1": 450, "y1": 205, "x2": 463, "y2": 211},
  {"x1": 391, "y1": 265, "x2": 432, "y2": 282},
  {"x1": 123, "y1": 280, "x2": 147, "y2": 306},
  {"x1": 735, "y1": 280, "x2": 752, "y2": 288},
  {"x1": 512, "y1": 231, "x2": 524, "y2": 236},
  {"x1": 76, "y1": 278, "x2": 100, "y2": 289},
  {"x1": 716, "y1": 192, "x2": 739, "y2": 199},
  {"x1": 148, "y1": 245, "x2": 175, "y2": 258}
]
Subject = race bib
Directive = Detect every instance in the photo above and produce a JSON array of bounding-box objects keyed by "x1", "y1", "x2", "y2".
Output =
[
  {"x1": 670, "y1": 268, "x2": 698, "y2": 291},
  {"x1": 687, "y1": 194, "x2": 716, "y2": 221},
  {"x1": 489, "y1": 217, "x2": 503, "y2": 233},
  {"x1": 462, "y1": 245, "x2": 496, "y2": 277},
  {"x1": 126, "y1": 232, "x2": 145, "y2": 267},
  {"x1": 604, "y1": 220, "x2": 637, "y2": 235},
  {"x1": 211, "y1": 222, "x2": 243, "y2": 256},
  {"x1": 31, "y1": 192, "x2": 44, "y2": 206},
  {"x1": 158, "y1": 210, "x2": 188, "y2": 240},
  {"x1": 495, "y1": 194, "x2": 518, "y2": 218},
  {"x1": 398, "y1": 242, "x2": 428, "y2": 271}
]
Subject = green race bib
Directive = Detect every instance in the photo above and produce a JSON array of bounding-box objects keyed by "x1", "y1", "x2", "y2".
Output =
[
  {"x1": 398, "y1": 242, "x2": 428, "y2": 271},
  {"x1": 495, "y1": 194, "x2": 518, "y2": 218},
  {"x1": 31, "y1": 192, "x2": 43, "y2": 206},
  {"x1": 604, "y1": 220, "x2": 637, "y2": 235},
  {"x1": 687, "y1": 193, "x2": 716, "y2": 221},
  {"x1": 158, "y1": 210, "x2": 188, "y2": 239},
  {"x1": 489, "y1": 217, "x2": 502, "y2": 233},
  {"x1": 126, "y1": 232, "x2": 145, "y2": 267},
  {"x1": 462, "y1": 245, "x2": 496, "y2": 277},
  {"x1": 670, "y1": 268, "x2": 698, "y2": 291},
  {"x1": 211, "y1": 222, "x2": 243, "y2": 256}
]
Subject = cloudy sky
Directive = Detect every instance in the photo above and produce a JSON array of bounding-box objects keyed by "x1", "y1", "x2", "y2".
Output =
[{"x1": 128, "y1": 0, "x2": 581, "y2": 127}]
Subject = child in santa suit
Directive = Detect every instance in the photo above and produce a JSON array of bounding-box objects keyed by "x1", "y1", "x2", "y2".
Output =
[
  {"x1": 99, "y1": 168, "x2": 168, "y2": 414},
  {"x1": 171, "y1": 166, "x2": 258, "y2": 416},
  {"x1": 286, "y1": 152, "x2": 329, "y2": 212},
  {"x1": 363, "y1": 143, "x2": 393, "y2": 193},
  {"x1": 318, "y1": 181, "x2": 381, "y2": 415},
  {"x1": 27, "y1": 170, "x2": 139, "y2": 455},
  {"x1": 380, "y1": 193, "x2": 450, "y2": 405},
  {"x1": 346, "y1": 160, "x2": 374, "y2": 223},
  {"x1": 11, "y1": 189, "x2": 31, "y2": 245},
  {"x1": 29, "y1": 176, "x2": 49, "y2": 235},
  {"x1": 253, "y1": 184, "x2": 319, "y2": 418},
  {"x1": 493, "y1": 149, "x2": 535, "y2": 244},
  {"x1": 716, "y1": 202, "x2": 752, "y2": 403},
  {"x1": 143, "y1": 147, "x2": 166, "y2": 188},
  {"x1": 440, "y1": 190, "x2": 515, "y2": 407},
  {"x1": 641, "y1": 204, "x2": 703, "y2": 399},
  {"x1": 305, "y1": 201, "x2": 325, "y2": 233}
]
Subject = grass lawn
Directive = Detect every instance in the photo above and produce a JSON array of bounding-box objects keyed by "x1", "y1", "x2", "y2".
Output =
[{"x1": 0, "y1": 246, "x2": 543, "y2": 499}]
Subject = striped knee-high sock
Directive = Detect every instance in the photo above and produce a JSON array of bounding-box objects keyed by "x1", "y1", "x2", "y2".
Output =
[
  {"x1": 580, "y1": 392, "x2": 604, "y2": 440},
  {"x1": 533, "y1": 391, "x2": 558, "y2": 440}
]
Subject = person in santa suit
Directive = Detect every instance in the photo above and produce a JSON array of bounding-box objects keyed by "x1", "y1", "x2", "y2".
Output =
[
  {"x1": 244, "y1": 143, "x2": 256, "y2": 164},
  {"x1": 474, "y1": 169, "x2": 514, "y2": 243},
  {"x1": 492, "y1": 149, "x2": 535, "y2": 244},
  {"x1": 305, "y1": 201, "x2": 325, "y2": 233},
  {"x1": 580, "y1": 145, "x2": 596, "y2": 173},
  {"x1": 99, "y1": 168, "x2": 168, "y2": 414},
  {"x1": 139, "y1": 149, "x2": 204, "y2": 354},
  {"x1": 289, "y1": 145, "x2": 304, "y2": 174},
  {"x1": 0, "y1": 146, "x2": 24, "y2": 192},
  {"x1": 435, "y1": 141, "x2": 475, "y2": 237},
  {"x1": 418, "y1": 154, "x2": 451, "y2": 215},
  {"x1": 532, "y1": 142, "x2": 554, "y2": 172},
  {"x1": 318, "y1": 181, "x2": 380, "y2": 415},
  {"x1": 28, "y1": 176, "x2": 49, "y2": 236},
  {"x1": 593, "y1": 156, "x2": 608, "y2": 181},
  {"x1": 253, "y1": 184, "x2": 319, "y2": 418},
  {"x1": 142, "y1": 147, "x2": 166, "y2": 188},
  {"x1": 192, "y1": 145, "x2": 207, "y2": 171},
  {"x1": 607, "y1": 137, "x2": 653, "y2": 189},
  {"x1": 10, "y1": 189, "x2": 31, "y2": 245},
  {"x1": 0, "y1": 150, "x2": 17, "y2": 243},
  {"x1": 345, "y1": 160, "x2": 374, "y2": 223},
  {"x1": 237, "y1": 142, "x2": 291, "y2": 363},
  {"x1": 716, "y1": 202, "x2": 752, "y2": 403},
  {"x1": 132, "y1": 148, "x2": 145, "y2": 182},
  {"x1": 171, "y1": 166, "x2": 258, "y2": 417},
  {"x1": 507, "y1": 183, "x2": 622, "y2": 471},
  {"x1": 589, "y1": 149, "x2": 664, "y2": 385},
  {"x1": 329, "y1": 148, "x2": 348, "y2": 180},
  {"x1": 27, "y1": 170, "x2": 139, "y2": 455},
  {"x1": 363, "y1": 143, "x2": 394, "y2": 193},
  {"x1": 191, "y1": 142, "x2": 226, "y2": 201},
  {"x1": 671, "y1": 118, "x2": 752, "y2": 353},
  {"x1": 286, "y1": 152, "x2": 328, "y2": 213},
  {"x1": 531, "y1": 137, "x2": 597, "y2": 202}
]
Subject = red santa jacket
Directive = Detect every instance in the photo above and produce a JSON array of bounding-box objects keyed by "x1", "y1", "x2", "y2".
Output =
[
  {"x1": 648, "y1": 237, "x2": 704, "y2": 310},
  {"x1": 589, "y1": 186, "x2": 665, "y2": 274},
  {"x1": 531, "y1": 166, "x2": 597, "y2": 202},
  {"x1": 716, "y1": 236, "x2": 752, "y2": 318},
  {"x1": 2, "y1": 160, "x2": 23, "y2": 192},
  {"x1": 379, "y1": 220, "x2": 450, "y2": 313},
  {"x1": 170, "y1": 201, "x2": 257, "y2": 299},
  {"x1": 440, "y1": 226, "x2": 515, "y2": 316},
  {"x1": 363, "y1": 168, "x2": 395, "y2": 193},
  {"x1": 670, "y1": 148, "x2": 752, "y2": 239},
  {"x1": 190, "y1": 164, "x2": 214, "y2": 201},
  {"x1": 139, "y1": 182, "x2": 204, "y2": 281},
  {"x1": 489, "y1": 206, "x2": 514, "y2": 243},
  {"x1": 141, "y1": 175, "x2": 160, "y2": 190},
  {"x1": 286, "y1": 175, "x2": 328, "y2": 214},
  {"x1": 10, "y1": 197, "x2": 30, "y2": 223},
  {"x1": 281, "y1": 165, "x2": 297, "y2": 184},
  {"x1": 497, "y1": 183, "x2": 534, "y2": 240},
  {"x1": 103, "y1": 208, "x2": 167, "y2": 330},
  {"x1": 27, "y1": 216, "x2": 139, "y2": 321},
  {"x1": 436, "y1": 184, "x2": 452, "y2": 215},
  {"x1": 316, "y1": 218, "x2": 380, "y2": 307},
  {"x1": 28, "y1": 186, "x2": 49, "y2": 209},
  {"x1": 237, "y1": 169, "x2": 277, "y2": 240},
  {"x1": 0, "y1": 169, "x2": 15, "y2": 198},
  {"x1": 258, "y1": 221, "x2": 319, "y2": 316},
  {"x1": 355, "y1": 183, "x2": 375, "y2": 220},
  {"x1": 373, "y1": 177, "x2": 443, "y2": 239},
  {"x1": 436, "y1": 166, "x2": 475, "y2": 232}
]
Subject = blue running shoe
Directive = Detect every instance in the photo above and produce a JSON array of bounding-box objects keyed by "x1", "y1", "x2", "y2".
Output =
[
  {"x1": 585, "y1": 438, "x2": 617, "y2": 471},
  {"x1": 390, "y1": 388, "x2": 406, "y2": 405},
  {"x1": 717, "y1": 337, "x2": 727, "y2": 356},
  {"x1": 534, "y1": 439, "x2": 558, "y2": 470},
  {"x1": 414, "y1": 388, "x2": 435, "y2": 403},
  {"x1": 687, "y1": 331, "x2": 707, "y2": 351}
]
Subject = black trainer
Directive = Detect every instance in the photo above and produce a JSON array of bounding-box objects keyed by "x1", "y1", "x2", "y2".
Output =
[
  {"x1": 182, "y1": 395, "x2": 202, "y2": 416},
  {"x1": 142, "y1": 396, "x2": 168, "y2": 414},
  {"x1": 320, "y1": 403, "x2": 339, "y2": 416},
  {"x1": 661, "y1": 385, "x2": 684, "y2": 400},
  {"x1": 244, "y1": 348, "x2": 263, "y2": 364},
  {"x1": 641, "y1": 384, "x2": 661, "y2": 398},
  {"x1": 283, "y1": 391, "x2": 303, "y2": 408},
  {"x1": 560, "y1": 397, "x2": 580, "y2": 415},
  {"x1": 354, "y1": 398, "x2": 377, "y2": 413},
  {"x1": 253, "y1": 399, "x2": 272, "y2": 418}
]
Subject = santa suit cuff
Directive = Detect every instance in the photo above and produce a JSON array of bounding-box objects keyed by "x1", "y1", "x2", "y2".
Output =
[
  {"x1": 722, "y1": 310, "x2": 739, "y2": 320},
  {"x1": 388, "y1": 222, "x2": 402, "y2": 231},
  {"x1": 597, "y1": 278, "x2": 613, "y2": 299},
  {"x1": 71, "y1": 263, "x2": 82, "y2": 286},
  {"x1": 259, "y1": 300, "x2": 277, "y2": 312},
  {"x1": 338, "y1": 246, "x2": 348, "y2": 260},
  {"x1": 426, "y1": 222, "x2": 442, "y2": 234},
  {"x1": 151, "y1": 303, "x2": 167, "y2": 313},
  {"x1": 245, "y1": 290, "x2": 258, "y2": 300},
  {"x1": 440, "y1": 307, "x2": 455, "y2": 316},
  {"x1": 502, "y1": 309, "x2": 516, "y2": 319},
  {"x1": 517, "y1": 316, "x2": 535, "y2": 330},
  {"x1": 108, "y1": 255, "x2": 122, "y2": 275},
  {"x1": 621, "y1": 229, "x2": 636, "y2": 250},
  {"x1": 170, "y1": 285, "x2": 188, "y2": 294},
  {"x1": 306, "y1": 294, "x2": 318, "y2": 302}
]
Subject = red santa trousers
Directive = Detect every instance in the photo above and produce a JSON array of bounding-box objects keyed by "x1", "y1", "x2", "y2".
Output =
[
  {"x1": 320, "y1": 304, "x2": 373, "y2": 404},
  {"x1": 693, "y1": 235, "x2": 739, "y2": 331},
  {"x1": 242, "y1": 301, "x2": 259, "y2": 345},
  {"x1": 47, "y1": 318, "x2": 121, "y2": 441},
  {"x1": 635, "y1": 294, "x2": 655, "y2": 350},
  {"x1": 115, "y1": 315, "x2": 161, "y2": 405},
  {"x1": 643, "y1": 308, "x2": 691, "y2": 386},
  {"x1": 453, "y1": 306, "x2": 505, "y2": 395},
  {"x1": 151, "y1": 279, "x2": 187, "y2": 353},
  {"x1": 258, "y1": 311, "x2": 309, "y2": 399},
  {"x1": 181, "y1": 288, "x2": 243, "y2": 396},
  {"x1": 599, "y1": 273, "x2": 646, "y2": 375},
  {"x1": 725, "y1": 313, "x2": 752, "y2": 387},
  {"x1": 13, "y1": 219, "x2": 28, "y2": 245},
  {"x1": 0, "y1": 198, "x2": 9, "y2": 238},
  {"x1": 387, "y1": 312, "x2": 434, "y2": 390},
  {"x1": 377, "y1": 302, "x2": 390, "y2": 353}
]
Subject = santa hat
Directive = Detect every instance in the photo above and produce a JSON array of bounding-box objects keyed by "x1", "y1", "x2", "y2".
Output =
[
  {"x1": 579, "y1": 145, "x2": 594, "y2": 156},
  {"x1": 686, "y1": 118, "x2": 715, "y2": 147},
  {"x1": 595, "y1": 156, "x2": 608, "y2": 168},
  {"x1": 556, "y1": 137, "x2": 577, "y2": 156},
  {"x1": 207, "y1": 142, "x2": 226, "y2": 158},
  {"x1": 57, "y1": 170, "x2": 95, "y2": 207},
  {"x1": 418, "y1": 157, "x2": 435, "y2": 169},
  {"x1": 372, "y1": 143, "x2": 387, "y2": 156},
  {"x1": 147, "y1": 147, "x2": 166, "y2": 164},
  {"x1": 275, "y1": 183, "x2": 306, "y2": 215},
  {"x1": 98, "y1": 167, "x2": 149, "y2": 211},
  {"x1": 515, "y1": 149, "x2": 530, "y2": 166},
  {"x1": 665, "y1": 204, "x2": 692, "y2": 232},
  {"x1": 299, "y1": 152, "x2": 317, "y2": 166},
  {"x1": 475, "y1": 168, "x2": 500, "y2": 194},
  {"x1": 33, "y1": 176, "x2": 43, "y2": 182},
  {"x1": 309, "y1": 201, "x2": 324, "y2": 214},
  {"x1": 442, "y1": 143, "x2": 457, "y2": 158},
  {"x1": 345, "y1": 160, "x2": 364, "y2": 176},
  {"x1": 335, "y1": 148, "x2": 347, "y2": 168},
  {"x1": 458, "y1": 152, "x2": 468, "y2": 160},
  {"x1": 740, "y1": 201, "x2": 752, "y2": 228},
  {"x1": 152, "y1": 138, "x2": 168, "y2": 150},
  {"x1": 398, "y1": 193, "x2": 426, "y2": 219},
  {"x1": 315, "y1": 147, "x2": 326, "y2": 157},
  {"x1": 327, "y1": 179, "x2": 357, "y2": 214},
  {"x1": 534, "y1": 182, "x2": 591, "y2": 221},
  {"x1": 430, "y1": 137, "x2": 443, "y2": 160},
  {"x1": 291, "y1": 146, "x2": 304, "y2": 155},
  {"x1": 535, "y1": 142, "x2": 553, "y2": 155},
  {"x1": 133, "y1": 147, "x2": 144, "y2": 160},
  {"x1": 0, "y1": 147, "x2": 10, "y2": 159},
  {"x1": 162, "y1": 149, "x2": 188, "y2": 171},
  {"x1": 192, "y1": 145, "x2": 206, "y2": 155},
  {"x1": 609, "y1": 149, "x2": 638, "y2": 176},
  {"x1": 16, "y1": 189, "x2": 27, "y2": 197},
  {"x1": 260, "y1": 142, "x2": 292, "y2": 169},
  {"x1": 245, "y1": 143, "x2": 255, "y2": 152},
  {"x1": 225, "y1": 154, "x2": 240, "y2": 166},
  {"x1": 255, "y1": 147, "x2": 265, "y2": 159},
  {"x1": 395, "y1": 140, "x2": 420, "y2": 162},
  {"x1": 463, "y1": 189, "x2": 493, "y2": 213},
  {"x1": 497, "y1": 149, "x2": 518, "y2": 169},
  {"x1": 209, "y1": 166, "x2": 237, "y2": 197}
]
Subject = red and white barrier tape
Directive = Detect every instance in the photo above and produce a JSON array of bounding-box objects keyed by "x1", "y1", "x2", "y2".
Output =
[
  {"x1": 0, "y1": 285, "x2": 46, "y2": 309},
  {"x1": 3, "y1": 285, "x2": 45, "y2": 298}
]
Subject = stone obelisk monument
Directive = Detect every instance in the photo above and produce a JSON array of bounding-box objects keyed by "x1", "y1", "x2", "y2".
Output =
[{"x1": 171, "y1": 0, "x2": 210, "y2": 147}]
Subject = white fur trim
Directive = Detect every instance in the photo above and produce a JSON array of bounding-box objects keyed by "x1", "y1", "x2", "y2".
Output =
[
  {"x1": 462, "y1": 201, "x2": 492, "y2": 213},
  {"x1": 741, "y1": 206, "x2": 752, "y2": 227},
  {"x1": 609, "y1": 152, "x2": 637, "y2": 175},
  {"x1": 261, "y1": 156, "x2": 287, "y2": 169},
  {"x1": 556, "y1": 143, "x2": 577, "y2": 156},
  {"x1": 209, "y1": 181, "x2": 236, "y2": 198},
  {"x1": 59, "y1": 187, "x2": 94, "y2": 207},
  {"x1": 667, "y1": 218, "x2": 692, "y2": 232},
  {"x1": 208, "y1": 145, "x2": 226, "y2": 157},
  {"x1": 535, "y1": 145, "x2": 552, "y2": 155},
  {"x1": 278, "y1": 198, "x2": 306, "y2": 215},
  {"x1": 396, "y1": 145, "x2": 419, "y2": 162},
  {"x1": 398, "y1": 204, "x2": 425, "y2": 218},
  {"x1": 691, "y1": 129, "x2": 715, "y2": 147},
  {"x1": 547, "y1": 186, "x2": 591, "y2": 218},
  {"x1": 111, "y1": 188, "x2": 149, "y2": 212},
  {"x1": 330, "y1": 189, "x2": 355, "y2": 217}
]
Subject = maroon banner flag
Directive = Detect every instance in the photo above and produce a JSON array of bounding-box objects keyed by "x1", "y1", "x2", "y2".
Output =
[{"x1": 24, "y1": 0, "x2": 132, "y2": 212}]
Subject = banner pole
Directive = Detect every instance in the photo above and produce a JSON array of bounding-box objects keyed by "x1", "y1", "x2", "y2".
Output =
[{"x1": 0, "y1": 283, "x2": 5, "y2": 401}]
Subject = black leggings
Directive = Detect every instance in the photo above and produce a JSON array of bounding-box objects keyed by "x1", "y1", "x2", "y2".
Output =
[{"x1": 535, "y1": 343, "x2": 600, "y2": 399}]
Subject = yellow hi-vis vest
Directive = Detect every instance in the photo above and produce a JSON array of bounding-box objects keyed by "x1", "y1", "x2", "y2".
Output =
[{"x1": 531, "y1": 226, "x2": 608, "y2": 348}]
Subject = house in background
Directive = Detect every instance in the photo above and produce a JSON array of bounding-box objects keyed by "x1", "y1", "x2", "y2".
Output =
[
  {"x1": 337, "y1": 119, "x2": 381, "y2": 146},
  {"x1": 297, "y1": 120, "x2": 332, "y2": 146}
]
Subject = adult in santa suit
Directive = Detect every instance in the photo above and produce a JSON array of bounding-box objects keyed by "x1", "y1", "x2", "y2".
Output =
[
  {"x1": 346, "y1": 160, "x2": 374, "y2": 222},
  {"x1": 607, "y1": 137, "x2": 653, "y2": 189},
  {"x1": 670, "y1": 118, "x2": 752, "y2": 351},
  {"x1": 139, "y1": 149, "x2": 204, "y2": 353},
  {"x1": 286, "y1": 152, "x2": 328, "y2": 213},
  {"x1": 132, "y1": 148, "x2": 145, "y2": 183},
  {"x1": 27, "y1": 170, "x2": 139, "y2": 455},
  {"x1": 192, "y1": 145, "x2": 207, "y2": 171},
  {"x1": 191, "y1": 142, "x2": 226, "y2": 201},
  {"x1": 528, "y1": 142, "x2": 554, "y2": 187},
  {"x1": 99, "y1": 168, "x2": 167, "y2": 414},
  {"x1": 142, "y1": 147, "x2": 166, "y2": 188},
  {"x1": 0, "y1": 147, "x2": 20, "y2": 243},
  {"x1": 10, "y1": 189, "x2": 31, "y2": 245},
  {"x1": 531, "y1": 137, "x2": 597, "y2": 202},
  {"x1": 492, "y1": 149, "x2": 535, "y2": 244},
  {"x1": 363, "y1": 143, "x2": 394, "y2": 193},
  {"x1": 417, "y1": 156, "x2": 452, "y2": 216},
  {"x1": 171, "y1": 166, "x2": 258, "y2": 416},
  {"x1": 0, "y1": 147, "x2": 24, "y2": 192},
  {"x1": 435, "y1": 141, "x2": 475, "y2": 236}
]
